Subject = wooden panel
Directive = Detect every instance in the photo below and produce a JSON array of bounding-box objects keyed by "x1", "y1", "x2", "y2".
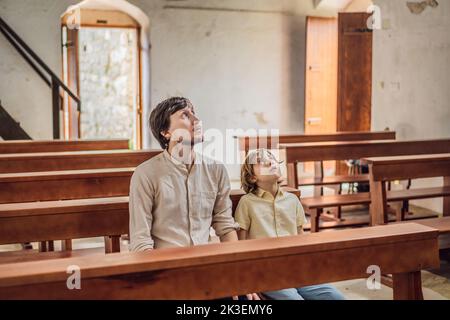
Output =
[
  {"x1": 65, "y1": 27, "x2": 80, "y2": 139},
  {"x1": 305, "y1": 17, "x2": 338, "y2": 136},
  {"x1": 237, "y1": 131, "x2": 395, "y2": 153},
  {"x1": 364, "y1": 154, "x2": 450, "y2": 181},
  {"x1": 0, "y1": 139, "x2": 129, "y2": 154},
  {"x1": 281, "y1": 139, "x2": 450, "y2": 163},
  {"x1": 337, "y1": 12, "x2": 372, "y2": 132},
  {"x1": 298, "y1": 174, "x2": 368, "y2": 186},
  {"x1": 0, "y1": 168, "x2": 134, "y2": 203},
  {"x1": 0, "y1": 207, "x2": 128, "y2": 245},
  {"x1": 0, "y1": 149, "x2": 161, "y2": 173},
  {"x1": 415, "y1": 217, "x2": 450, "y2": 234},
  {"x1": 0, "y1": 223, "x2": 439, "y2": 299}
]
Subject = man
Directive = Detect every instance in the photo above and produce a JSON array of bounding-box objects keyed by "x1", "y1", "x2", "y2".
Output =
[{"x1": 129, "y1": 97, "x2": 258, "y2": 299}]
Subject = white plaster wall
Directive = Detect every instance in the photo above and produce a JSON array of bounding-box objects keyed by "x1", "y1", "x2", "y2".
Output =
[
  {"x1": 0, "y1": 0, "x2": 75, "y2": 138},
  {"x1": 0, "y1": 0, "x2": 308, "y2": 179},
  {"x1": 344, "y1": 0, "x2": 372, "y2": 12},
  {"x1": 372, "y1": 0, "x2": 450, "y2": 212},
  {"x1": 0, "y1": 0, "x2": 308, "y2": 142}
]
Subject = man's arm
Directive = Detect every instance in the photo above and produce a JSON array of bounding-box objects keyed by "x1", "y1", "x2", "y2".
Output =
[
  {"x1": 129, "y1": 168, "x2": 155, "y2": 252},
  {"x1": 220, "y1": 230, "x2": 239, "y2": 242},
  {"x1": 211, "y1": 164, "x2": 240, "y2": 238}
]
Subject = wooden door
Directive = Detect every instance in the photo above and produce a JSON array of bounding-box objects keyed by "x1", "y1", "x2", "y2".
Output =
[
  {"x1": 305, "y1": 17, "x2": 338, "y2": 175},
  {"x1": 337, "y1": 12, "x2": 372, "y2": 132},
  {"x1": 61, "y1": 26, "x2": 80, "y2": 139},
  {"x1": 305, "y1": 17, "x2": 338, "y2": 137}
]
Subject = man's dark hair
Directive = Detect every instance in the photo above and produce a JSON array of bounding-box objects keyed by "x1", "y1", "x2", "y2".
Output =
[{"x1": 149, "y1": 97, "x2": 192, "y2": 149}]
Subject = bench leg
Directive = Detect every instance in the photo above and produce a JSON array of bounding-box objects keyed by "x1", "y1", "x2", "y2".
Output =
[
  {"x1": 105, "y1": 236, "x2": 121, "y2": 253},
  {"x1": 309, "y1": 209, "x2": 320, "y2": 233},
  {"x1": 369, "y1": 173, "x2": 387, "y2": 226},
  {"x1": 313, "y1": 161, "x2": 324, "y2": 197},
  {"x1": 38, "y1": 241, "x2": 47, "y2": 252},
  {"x1": 401, "y1": 200, "x2": 409, "y2": 220},
  {"x1": 392, "y1": 271, "x2": 424, "y2": 300},
  {"x1": 286, "y1": 163, "x2": 299, "y2": 189},
  {"x1": 444, "y1": 177, "x2": 450, "y2": 217},
  {"x1": 62, "y1": 239, "x2": 73, "y2": 251},
  {"x1": 21, "y1": 242, "x2": 33, "y2": 250}
]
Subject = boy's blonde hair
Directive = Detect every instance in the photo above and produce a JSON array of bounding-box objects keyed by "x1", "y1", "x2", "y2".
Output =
[{"x1": 241, "y1": 148, "x2": 283, "y2": 194}]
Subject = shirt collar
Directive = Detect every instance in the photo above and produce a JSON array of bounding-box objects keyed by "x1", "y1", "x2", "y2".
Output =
[
  {"x1": 163, "y1": 149, "x2": 198, "y2": 173},
  {"x1": 255, "y1": 186, "x2": 284, "y2": 200}
]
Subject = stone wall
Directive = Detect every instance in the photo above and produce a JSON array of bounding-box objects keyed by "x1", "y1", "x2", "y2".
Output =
[{"x1": 78, "y1": 27, "x2": 137, "y2": 143}]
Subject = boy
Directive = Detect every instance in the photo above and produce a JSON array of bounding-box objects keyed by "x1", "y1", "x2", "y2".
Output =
[{"x1": 235, "y1": 148, "x2": 345, "y2": 300}]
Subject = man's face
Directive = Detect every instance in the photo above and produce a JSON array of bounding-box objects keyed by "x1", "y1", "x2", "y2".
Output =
[{"x1": 165, "y1": 105, "x2": 203, "y2": 146}]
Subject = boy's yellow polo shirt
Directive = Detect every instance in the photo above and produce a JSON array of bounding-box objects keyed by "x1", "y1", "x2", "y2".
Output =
[{"x1": 234, "y1": 188, "x2": 306, "y2": 240}]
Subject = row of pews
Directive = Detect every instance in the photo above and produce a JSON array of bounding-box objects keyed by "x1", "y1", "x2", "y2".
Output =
[{"x1": 0, "y1": 134, "x2": 448, "y2": 299}]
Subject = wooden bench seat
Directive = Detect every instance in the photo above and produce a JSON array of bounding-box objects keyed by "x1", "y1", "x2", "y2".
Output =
[
  {"x1": 415, "y1": 217, "x2": 450, "y2": 235},
  {"x1": 303, "y1": 186, "x2": 450, "y2": 232},
  {"x1": 0, "y1": 223, "x2": 439, "y2": 300}
]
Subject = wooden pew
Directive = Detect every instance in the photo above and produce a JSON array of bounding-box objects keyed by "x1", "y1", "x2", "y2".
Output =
[
  {"x1": 236, "y1": 131, "x2": 396, "y2": 154},
  {"x1": 281, "y1": 139, "x2": 450, "y2": 189},
  {"x1": 237, "y1": 131, "x2": 396, "y2": 199},
  {"x1": 416, "y1": 216, "x2": 450, "y2": 235},
  {"x1": 0, "y1": 197, "x2": 129, "y2": 254},
  {"x1": 0, "y1": 187, "x2": 300, "y2": 256},
  {"x1": 302, "y1": 188, "x2": 448, "y2": 232},
  {"x1": 0, "y1": 168, "x2": 135, "y2": 203},
  {"x1": 363, "y1": 154, "x2": 450, "y2": 225},
  {"x1": 0, "y1": 139, "x2": 130, "y2": 154},
  {"x1": 0, "y1": 223, "x2": 439, "y2": 300},
  {"x1": 0, "y1": 149, "x2": 162, "y2": 173},
  {"x1": 285, "y1": 139, "x2": 450, "y2": 232},
  {"x1": 0, "y1": 166, "x2": 299, "y2": 204}
]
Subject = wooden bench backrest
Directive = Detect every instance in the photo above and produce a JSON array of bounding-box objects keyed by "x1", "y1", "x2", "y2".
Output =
[
  {"x1": 0, "y1": 168, "x2": 135, "y2": 203},
  {"x1": 0, "y1": 149, "x2": 162, "y2": 173},
  {"x1": 0, "y1": 139, "x2": 129, "y2": 154},
  {"x1": 362, "y1": 154, "x2": 450, "y2": 225},
  {"x1": 237, "y1": 131, "x2": 396, "y2": 153},
  {"x1": 0, "y1": 188, "x2": 300, "y2": 246},
  {"x1": 0, "y1": 223, "x2": 439, "y2": 299},
  {"x1": 280, "y1": 139, "x2": 450, "y2": 163},
  {"x1": 0, "y1": 165, "x2": 300, "y2": 204},
  {"x1": 363, "y1": 154, "x2": 450, "y2": 181}
]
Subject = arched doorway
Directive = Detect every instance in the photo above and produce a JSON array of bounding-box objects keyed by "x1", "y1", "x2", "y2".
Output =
[{"x1": 61, "y1": 0, "x2": 150, "y2": 149}]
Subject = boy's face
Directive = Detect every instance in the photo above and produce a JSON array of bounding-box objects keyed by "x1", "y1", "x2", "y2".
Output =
[
  {"x1": 252, "y1": 151, "x2": 282, "y2": 183},
  {"x1": 164, "y1": 105, "x2": 203, "y2": 145}
]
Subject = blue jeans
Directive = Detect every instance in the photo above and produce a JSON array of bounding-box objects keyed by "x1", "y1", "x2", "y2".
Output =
[{"x1": 263, "y1": 284, "x2": 345, "y2": 300}]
